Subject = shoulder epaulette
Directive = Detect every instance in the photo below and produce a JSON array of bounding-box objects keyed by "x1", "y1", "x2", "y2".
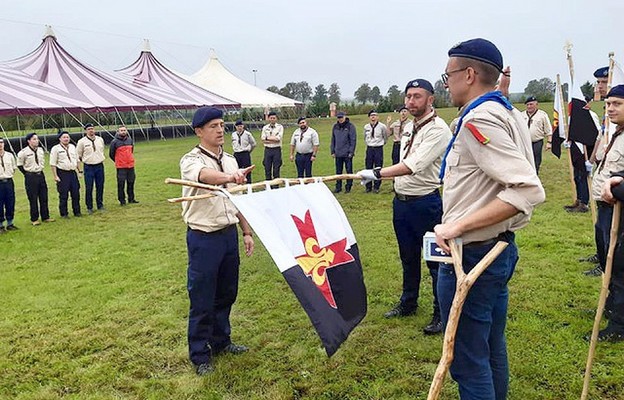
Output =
[{"x1": 465, "y1": 122, "x2": 490, "y2": 145}]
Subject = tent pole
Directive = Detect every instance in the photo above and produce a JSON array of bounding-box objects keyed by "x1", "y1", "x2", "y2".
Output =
[
  {"x1": 146, "y1": 109, "x2": 165, "y2": 140},
  {"x1": 130, "y1": 107, "x2": 146, "y2": 142}
]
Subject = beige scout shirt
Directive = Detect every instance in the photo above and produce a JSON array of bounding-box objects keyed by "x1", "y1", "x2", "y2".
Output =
[
  {"x1": 442, "y1": 99, "x2": 545, "y2": 244},
  {"x1": 394, "y1": 112, "x2": 452, "y2": 196},
  {"x1": 232, "y1": 130, "x2": 257, "y2": 153},
  {"x1": 17, "y1": 146, "x2": 45, "y2": 173},
  {"x1": 180, "y1": 146, "x2": 240, "y2": 233},
  {"x1": 0, "y1": 152, "x2": 16, "y2": 179},
  {"x1": 76, "y1": 135, "x2": 105, "y2": 165},
  {"x1": 364, "y1": 122, "x2": 388, "y2": 147},
  {"x1": 522, "y1": 109, "x2": 552, "y2": 142},
  {"x1": 592, "y1": 130, "x2": 624, "y2": 201},
  {"x1": 390, "y1": 119, "x2": 409, "y2": 143},
  {"x1": 290, "y1": 127, "x2": 320, "y2": 154},
  {"x1": 261, "y1": 124, "x2": 284, "y2": 148},
  {"x1": 50, "y1": 143, "x2": 78, "y2": 171}
]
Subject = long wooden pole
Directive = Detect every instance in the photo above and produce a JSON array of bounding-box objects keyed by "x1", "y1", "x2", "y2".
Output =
[
  {"x1": 557, "y1": 74, "x2": 576, "y2": 203},
  {"x1": 581, "y1": 201, "x2": 621, "y2": 400},
  {"x1": 584, "y1": 144, "x2": 597, "y2": 225},
  {"x1": 427, "y1": 240, "x2": 509, "y2": 400},
  {"x1": 165, "y1": 174, "x2": 392, "y2": 203}
]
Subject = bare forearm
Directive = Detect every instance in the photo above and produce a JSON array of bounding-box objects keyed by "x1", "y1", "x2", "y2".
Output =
[{"x1": 454, "y1": 198, "x2": 519, "y2": 235}]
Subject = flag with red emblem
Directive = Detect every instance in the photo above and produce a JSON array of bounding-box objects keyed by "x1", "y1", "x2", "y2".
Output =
[{"x1": 227, "y1": 182, "x2": 367, "y2": 356}]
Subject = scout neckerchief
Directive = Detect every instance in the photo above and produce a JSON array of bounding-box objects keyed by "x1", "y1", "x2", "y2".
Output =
[
  {"x1": 236, "y1": 130, "x2": 244, "y2": 147},
  {"x1": 29, "y1": 145, "x2": 39, "y2": 166},
  {"x1": 196, "y1": 145, "x2": 224, "y2": 172},
  {"x1": 402, "y1": 112, "x2": 437, "y2": 160},
  {"x1": 0, "y1": 150, "x2": 5, "y2": 171},
  {"x1": 370, "y1": 122, "x2": 377, "y2": 140},
  {"x1": 298, "y1": 127, "x2": 308, "y2": 143},
  {"x1": 526, "y1": 110, "x2": 536, "y2": 129},
  {"x1": 87, "y1": 135, "x2": 97, "y2": 152},
  {"x1": 398, "y1": 118, "x2": 407, "y2": 141},
  {"x1": 439, "y1": 90, "x2": 513, "y2": 181},
  {"x1": 61, "y1": 143, "x2": 71, "y2": 163},
  {"x1": 597, "y1": 126, "x2": 624, "y2": 174}
]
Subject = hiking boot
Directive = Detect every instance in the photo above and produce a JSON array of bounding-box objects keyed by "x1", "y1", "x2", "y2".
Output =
[
  {"x1": 583, "y1": 265, "x2": 602, "y2": 277},
  {"x1": 6, "y1": 224, "x2": 18, "y2": 231},
  {"x1": 564, "y1": 200, "x2": 580, "y2": 211},
  {"x1": 585, "y1": 327, "x2": 624, "y2": 342},
  {"x1": 220, "y1": 343, "x2": 249, "y2": 355},
  {"x1": 384, "y1": 303, "x2": 417, "y2": 318},
  {"x1": 195, "y1": 362, "x2": 214, "y2": 376},
  {"x1": 423, "y1": 314, "x2": 443, "y2": 335},
  {"x1": 567, "y1": 203, "x2": 589, "y2": 213},
  {"x1": 579, "y1": 254, "x2": 599, "y2": 263}
]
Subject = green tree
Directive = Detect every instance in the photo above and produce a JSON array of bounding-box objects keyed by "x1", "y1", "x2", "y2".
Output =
[
  {"x1": 370, "y1": 86, "x2": 382, "y2": 104},
  {"x1": 308, "y1": 84, "x2": 330, "y2": 117},
  {"x1": 328, "y1": 83, "x2": 341, "y2": 104},
  {"x1": 433, "y1": 80, "x2": 451, "y2": 108},
  {"x1": 279, "y1": 82, "x2": 297, "y2": 99},
  {"x1": 386, "y1": 85, "x2": 403, "y2": 110},
  {"x1": 354, "y1": 83, "x2": 371, "y2": 104},
  {"x1": 294, "y1": 81, "x2": 312, "y2": 102},
  {"x1": 524, "y1": 78, "x2": 555, "y2": 102},
  {"x1": 266, "y1": 86, "x2": 280, "y2": 94}
]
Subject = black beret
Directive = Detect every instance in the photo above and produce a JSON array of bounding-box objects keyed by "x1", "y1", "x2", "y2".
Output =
[
  {"x1": 267, "y1": 111, "x2": 277, "y2": 117},
  {"x1": 234, "y1": 119, "x2": 244, "y2": 126},
  {"x1": 192, "y1": 107, "x2": 223, "y2": 128},
  {"x1": 336, "y1": 111, "x2": 346, "y2": 118},
  {"x1": 525, "y1": 96, "x2": 538, "y2": 104},
  {"x1": 84, "y1": 123, "x2": 94, "y2": 129},
  {"x1": 57, "y1": 130, "x2": 69, "y2": 139},
  {"x1": 297, "y1": 117, "x2": 306, "y2": 123},
  {"x1": 448, "y1": 38, "x2": 504, "y2": 72},
  {"x1": 367, "y1": 109, "x2": 378, "y2": 117},
  {"x1": 594, "y1": 67, "x2": 609, "y2": 78},
  {"x1": 405, "y1": 79, "x2": 434, "y2": 94},
  {"x1": 25, "y1": 132, "x2": 37, "y2": 141},
  {"x1": 399, "y1": 106, "x2": 408, "y2": 112},
  {"x1": 607, "y1": 85, "x2": 624, "y2": 99}
]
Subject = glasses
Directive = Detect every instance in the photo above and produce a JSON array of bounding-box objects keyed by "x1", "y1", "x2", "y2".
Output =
[{"x1": 441, "y1": 67, "x2": 469, "y2": 85}]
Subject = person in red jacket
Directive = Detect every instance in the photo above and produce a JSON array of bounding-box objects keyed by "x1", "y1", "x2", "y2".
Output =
[{"x1": 109, "y1": 126, "x2": 138, "y2": 205}]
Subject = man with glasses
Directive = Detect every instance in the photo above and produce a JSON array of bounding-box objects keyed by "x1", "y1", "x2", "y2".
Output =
[
  {"x1": 363, "y1": 110, "x2": 388, "y2": 193},
  {"x1": 434, "y1": 38, "x2": 545, "y2": 399}
]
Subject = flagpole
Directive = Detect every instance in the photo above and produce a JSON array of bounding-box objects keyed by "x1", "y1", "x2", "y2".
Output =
[
  {"x1": 165, "y1": 174, "x2": 392, "y2": 203},
  {"x1": 603, "y1": 52, "x2": 615, "y2": 144},
  {"x1": 427, "y1": 240, "x2": 509, "y2": 400},
  {"x1": 581, "y1": 201, "x2": 621, "y2": 400},
  {"x1": 557, "y1": 74, "x2": 576, "y2": 203}
]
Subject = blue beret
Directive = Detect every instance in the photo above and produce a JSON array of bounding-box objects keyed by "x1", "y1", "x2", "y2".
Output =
[
  {"x1": 336, "y1": 111, "x2": 346, "y2": 118},
  {"x1": 84, "y1": 123, "x2": 94, "y2": 129},
  {"x1": 594, "y1": 67, "x2": 609, "y2": 78},
  {"x1": 525, "y1": 96, "x2": 537, "y2": 104},
  {"x1": 607, "y1": 85, "x2": 624, "y2": 99},
  {"x1": 448, "y1": 38, "x2": 503, "y2": 72},
  {"x1": 297, "y1": 117, "x2": 306, "y2": 123},
  {"x1": 25, "y1": 132, "x2": 37, "y2": 141},
  {"x1": 57, "y1": 130, "x2": 69, "y2": 139},
  {"x1": 368, "y1": 109, "x2": 378, "y2": 117},
  {"x1": 192, "y1": 107, "x2": 223, "y2": 128},
  {"x1": 405, "y1": 79, "x2": 434, "y2": 94},
  {"x1": 267, "y1": 111, "x2": 277, "y2": 117},
  {"x1": 234, "y1": 119, "x2": 243, "y2": 126}
]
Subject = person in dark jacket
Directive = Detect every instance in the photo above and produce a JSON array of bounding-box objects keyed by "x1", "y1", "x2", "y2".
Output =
[
  {"x1": 109, "y1": 126, "x2": 138, "y2": 206},
  {"x1": 330, "y1": 112, "x2": 357, "y2": 193}
]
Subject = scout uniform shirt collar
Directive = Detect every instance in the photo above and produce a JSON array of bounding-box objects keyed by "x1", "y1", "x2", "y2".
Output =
[{"x1": 29, "y1": 145, "x2": 39, "y2": 165}]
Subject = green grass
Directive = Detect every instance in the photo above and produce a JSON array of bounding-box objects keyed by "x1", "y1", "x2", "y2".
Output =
[{"x1": 1, "y1": 109, "x2": 623, "y2": 400}]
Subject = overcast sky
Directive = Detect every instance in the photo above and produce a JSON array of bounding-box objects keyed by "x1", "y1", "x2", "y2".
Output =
[{"x1": 1, "y1": 0, "x2": 621, "y2": 98}]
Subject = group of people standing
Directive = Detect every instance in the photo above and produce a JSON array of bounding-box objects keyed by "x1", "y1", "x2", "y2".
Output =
[{"x1": 0, "y1": 124, "x2": 138, "y2": 232}]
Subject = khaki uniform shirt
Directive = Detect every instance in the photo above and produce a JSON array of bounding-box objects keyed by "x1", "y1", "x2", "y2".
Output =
[
  {"x1": 592, "y1": 131, "x2": 624, "y2": 200},
  {"x1": 180, "y1": 146, "x2": 240, "y2": 233},
  {"x1": 232, "y1": 130, "x2": 256, "y2": 153},
  {"x1": 290, "y1": 127, "x2": 320, "y2": 154},
  {"x1": 364, "y1": 122, "x2": 388, "y2": 147},
  {"x1": 50, "y1": 143, "x2": 78, "y2": 171},
  {"x1": 76, "y1": 135, "x2": 105, "y2": 165},
  {"x1": 394, "y1": 112, "x2": 452, "y2": 196},
  {"x1": 442, "y1": 99, "x2": 545, "y2": 244},
  {"x1": 17, "y1": 146, "x2": 45, "y2": 173},
  {"x1": 522, "y1": 109, "x2": 552, "y2": 142},
  {"x1": 0, "y1": 151, "x2": 16, "y2": 179},
  {"x1": 389, "y1": 119, "x2": 409, "y2": 143},
  {"x1": 261, "y1": 124, "x2": 284, "y2": 148}
]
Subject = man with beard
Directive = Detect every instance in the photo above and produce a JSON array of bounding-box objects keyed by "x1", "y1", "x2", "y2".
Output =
[
  {"x1": 358, "y1": 79, "x2": 451, "y2": 335},
  {"x1": 289, "y1": 117, "x2": 319, "y2": 178},
  {"x1": 109, "y1": 126, "x2": 138, "y2": 206}
]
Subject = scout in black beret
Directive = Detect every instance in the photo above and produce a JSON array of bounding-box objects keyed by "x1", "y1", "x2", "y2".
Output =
[
  {"x1": 192, "y1": 107, "x2": 223, "y2": 129},
  {"x1": 448, "y1": 38, "x2": 503, "y2": 72},
  {"x1": 405, "y1": 79, "x2": 434, "y2": 94}
]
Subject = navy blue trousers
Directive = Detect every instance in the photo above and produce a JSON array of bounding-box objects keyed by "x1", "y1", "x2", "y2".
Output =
[
  {"x1": 186, "y1": 226, "x2": 240, "y2": 365},
  {"x1": 573, "y1": 166, "x2": 589, "y2": 205},
  {"x1": 57, "y1": 169, "x2": 81, "y2": 217},
  {"x1": 24, "y1": 172, "x2": 50, "y2": 222},
  {"x1": 334, "y1": 156, "x2": 353, "y2": 192},
  {"x1": 84, "y1": 163, "x2": 105, "y2": 210},
  {"x1": 392, "y1": 191, "x2": 442, "y2": 313},
  {"x1": 234, "y1": 151, "x2": 252, "y2": 183},
  {"x1": 365, "y1": 146, "x2": 383, "y2": 191},
  {"x1": 438, "y1": 233, "x2": 518, "y2": 400},
  {"x1": 295, "y1": 153, "x2": 313, "y2": 178},
  {"x1": 0, "y1": 179, "x2": 15, "y2": 223},
  {"x1": 263, "y1": 147, "x2": 282, "y2": 181}
]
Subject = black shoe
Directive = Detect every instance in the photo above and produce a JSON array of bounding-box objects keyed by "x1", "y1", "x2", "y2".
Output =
[
  {"x1": 345, "y1": 188, "x2": 351, "y2": 193},
  {"x1": 74, "y1": 214, "x2": 82, "y2": 217},
  {"x1": 583, "y1": 265, "x2": 603, "y2": 277},
  {"x1": 597, "y1": 327, "x2": 624, "y2": 342},
  {"x1": 195, "y1": 362, "x2": 214, "y2": 376},
  {"x1": 61, "y1": 215, "x2": 70, "y2": 219},
  {"x1": 129, "y1": 200, "x2": 139, "y2": 204},
  {"x1": 365, "y1": 188, "x2": 372, "y2": 193},
  {"x1": 373, "y1": 188, "x2": 380, "y2": 194},
  {"x1": 384, "y1": 303, "x2": 417, "y2": 318},
  {"x1": 579, "y1": 254, "x2": 599, "y2": 263},
  {"x1": 6, "y1": 225, "x2": 18, "y2": 231},
  {"x1": 423, "y1": 315, "x2": 444, "y2": 335},
  {"x1": 87, "y1": 209, "x2": 94, "y2": 215},
  {"x1": 120, "y1": 202, "x2": 126, "y2": 206},
  {"x1": 334, "y1": 188, "x2": 342, "y2": 194},
  {"x1": 220, "y1": 343, "x2": 249, "y2": 355},
  {"x1": 567, "y1": 203, "x2": 589, "y2": 213},
  {"x1": 564, "y1": 200, "x2": 580, "y2": 211}
]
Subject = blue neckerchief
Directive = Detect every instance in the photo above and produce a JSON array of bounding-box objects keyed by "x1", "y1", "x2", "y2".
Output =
[{"x1": 439, "y1": 91, "x2": 513, "y2": 181}]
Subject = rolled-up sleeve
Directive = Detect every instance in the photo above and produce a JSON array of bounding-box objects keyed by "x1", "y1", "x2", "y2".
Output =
[{"x1": 180, "y1": 154, "x2": 207, "y2": 182}]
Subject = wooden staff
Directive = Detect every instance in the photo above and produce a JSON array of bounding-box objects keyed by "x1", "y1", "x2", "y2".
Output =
[
  {"x1": 581, "y1": 201, "x2": 621, "y2": 400},
  {"x1": 557, "y1": 74, "x2": 576, "y2": 204},
  {"x1": 165, "y1": 174, "x2": 392, "y2": 203},
  {"x1": 427, "y1": 239, "x2": 509, "y2": 400}
]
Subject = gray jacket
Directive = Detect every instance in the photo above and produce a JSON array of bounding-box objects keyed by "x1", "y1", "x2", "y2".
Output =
[{"x1": 330, "y1": 118, "x2": 357, "y2": 157}]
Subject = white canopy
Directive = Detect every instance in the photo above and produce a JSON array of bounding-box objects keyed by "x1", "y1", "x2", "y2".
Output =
[{"x1": 188, "y1": 53, "x2": 302, "y2": 108}]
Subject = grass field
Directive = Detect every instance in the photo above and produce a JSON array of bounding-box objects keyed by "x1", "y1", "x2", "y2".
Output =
[{"x1": 2, "y1": 109, "x2": 623, "y2": 400}]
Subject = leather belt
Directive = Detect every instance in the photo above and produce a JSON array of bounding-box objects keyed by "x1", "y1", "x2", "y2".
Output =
[
  {"x1": 395, "y1": 189, "x2": 439, "y2": 201},
  {"x1": 464, "y1": 231, "x2": 512, "y2": 248},
  {"x1": 0, "y1": 178, "x2": 12, "y2": 183}
]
